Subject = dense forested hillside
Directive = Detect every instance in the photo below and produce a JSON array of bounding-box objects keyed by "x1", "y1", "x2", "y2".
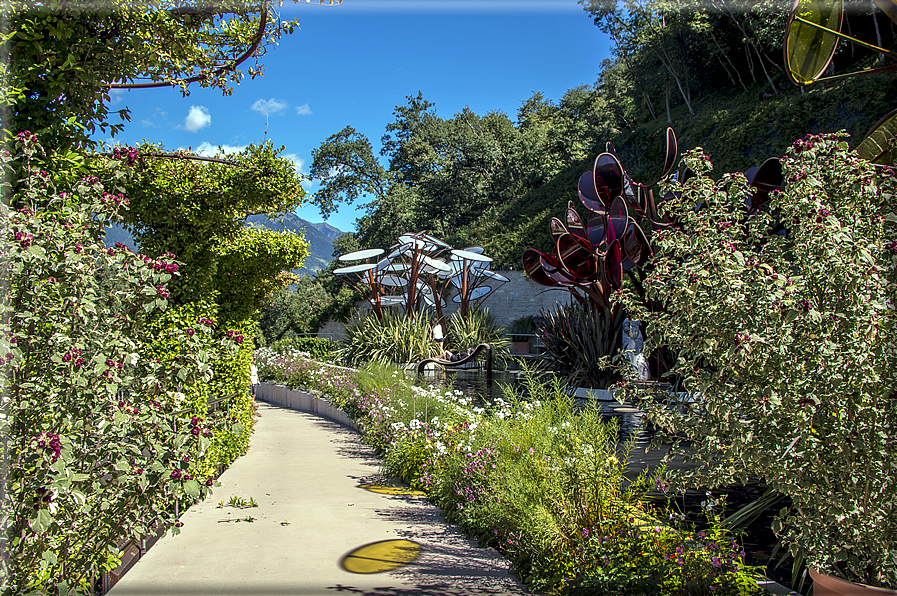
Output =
[{"x1": 309, "y1": 0, "x2": 897, "y2": 268}]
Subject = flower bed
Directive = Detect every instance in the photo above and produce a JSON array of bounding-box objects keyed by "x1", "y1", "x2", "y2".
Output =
[{"x1": 255, "y1": 347, "x2": 764, "y2": 595}]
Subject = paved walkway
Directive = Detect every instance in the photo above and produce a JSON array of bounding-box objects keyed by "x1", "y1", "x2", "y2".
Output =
[{"x1": 110, "y1": 402, "x2": 529, "y2": 596}]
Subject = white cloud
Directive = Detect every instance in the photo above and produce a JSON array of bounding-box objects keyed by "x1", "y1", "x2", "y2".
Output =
[
  {"x1": 108, "y1": 89, "x2": 127, "y2": 106},
  {"x1": 282, "y1": 153, "x2": 315, "y2": 191},
  {"x1": 282, "y1": 153, "x2": 305, "y2": 170},
  {"x1": 195, "y1": 142, "x2": 248, "y2": 157},
  {"x1": 295, "y1": 103, "x2": 313, "y2": 116},
  {"x1": 182, "y1": 105, "x2": 211, "y2": 133},
  {"x1": 251, "y1": 98, "x2": 290, "y2": 115}
]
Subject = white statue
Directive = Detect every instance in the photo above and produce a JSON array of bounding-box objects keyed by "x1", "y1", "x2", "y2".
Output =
[{"x1": 622, "y1": 317, "x2": 649, "y2": 380}]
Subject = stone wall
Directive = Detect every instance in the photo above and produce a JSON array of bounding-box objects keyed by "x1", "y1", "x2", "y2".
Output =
[{"x1": 317, "y1": 270, "x2": 572, "y2": 339}]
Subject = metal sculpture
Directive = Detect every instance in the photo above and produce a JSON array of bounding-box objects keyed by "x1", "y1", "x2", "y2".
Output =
[
  {"x1": 784, "y1": 0, "x2": 897, "y2": 165},
  {"x1": 521, "y1": 129, "x2": 784, "y2": 385},
  {"x1": 522, "y1": 128, "x2": 681, "y2": 313},
  {"x1": 785, "y1": 0, "x2": 897, "y2": 85},
  {"x1": 334, "y1": 231, "x2": 507, "y2": 321}
]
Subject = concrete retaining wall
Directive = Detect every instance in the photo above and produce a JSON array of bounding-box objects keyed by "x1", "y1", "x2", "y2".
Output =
[{"x1": 255, "y1": 382, "x2": 357, "y2": 431}]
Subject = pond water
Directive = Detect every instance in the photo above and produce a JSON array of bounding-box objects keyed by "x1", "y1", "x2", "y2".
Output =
[{"x1": 414, "y1": 367, "x2": 797, "y2": 591}]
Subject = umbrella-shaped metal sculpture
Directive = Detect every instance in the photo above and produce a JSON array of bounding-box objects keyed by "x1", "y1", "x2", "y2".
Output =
[
  {"x1": 333, "y1": 249, "x2": 387, "y2": 318},
  {"x1": 334, "y1": 232, "x2": 507, "y2": 322}
]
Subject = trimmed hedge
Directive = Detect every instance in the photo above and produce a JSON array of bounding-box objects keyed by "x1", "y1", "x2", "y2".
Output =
[{"x1": 270, "y1": 336, "x2": 340, "y2": 362}]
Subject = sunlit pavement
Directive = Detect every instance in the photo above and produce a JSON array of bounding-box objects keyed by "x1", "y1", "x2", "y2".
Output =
[{"x1": 109, "y1": 401, "x2": 529, "y2": 596}]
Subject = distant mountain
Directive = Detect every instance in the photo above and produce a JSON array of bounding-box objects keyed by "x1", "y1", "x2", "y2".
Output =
[
  {"x1": 247, "y1": 213, "x2": 342, "y2": 276},
  {"x1": 103, "y1": 215, "x2": 342, "y2": 276},
  {"x1": 310, "y1": 221, "x2": 342, "y2": 241}
]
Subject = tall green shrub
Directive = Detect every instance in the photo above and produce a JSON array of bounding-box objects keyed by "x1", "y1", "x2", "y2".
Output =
[
  {"x1": 0, "y1": 133, "x2": 243, "y2": 593},
  {"x1": 340, "y1": 310, "x2": 435, "y2": 365},
  {"x1": 143, "y1": 302, "x2": 255, "y2": 479},
  {"x1": 622, "y1": 135, "x2": 897, "y2": 588}
]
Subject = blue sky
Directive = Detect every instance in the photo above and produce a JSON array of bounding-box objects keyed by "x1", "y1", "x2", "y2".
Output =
[{"x1": 103, "y1": 0, "x2": 612, "y2": 233}]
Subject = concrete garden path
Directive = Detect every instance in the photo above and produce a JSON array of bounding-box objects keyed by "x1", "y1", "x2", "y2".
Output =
[{"x1": 109, "y1": 399, "x2": 530, "y2": 596}]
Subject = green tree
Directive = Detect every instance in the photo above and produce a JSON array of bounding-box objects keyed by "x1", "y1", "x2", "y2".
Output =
[
  {"x1": 309, "y1": 126, "x2": 391, "y2": 219},
  {"x1": 120, "y1": 141, "x2": 308, "y2": 319},
  {"x1": 311, "y1": 94, "x2": 555, "y2": 250},
  {"x1": 212, "y1": 226, "x2": 309, "y2": 323},
  {"x1": 2, "y1": 0, "x2": 301, "y2": 151},
  {"x1": 257, "y1": 277, "x2": 329, "y2": 343}
]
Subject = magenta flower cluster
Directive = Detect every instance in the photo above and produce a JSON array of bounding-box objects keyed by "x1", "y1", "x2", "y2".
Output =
[
  {"x1": 61, "y1": 347, "x2": 84, "y2": 368},
  {"x1": 112, "y1": 145, "x2": 139, "y2": 167},
  {"x1": 32, "y1": 432, "x2": 61, "y2": 462}
]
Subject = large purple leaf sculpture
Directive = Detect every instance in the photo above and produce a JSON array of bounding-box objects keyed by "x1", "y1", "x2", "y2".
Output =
[{"x1": 522, "y1": 128, "x2": 680, "y2": 312}]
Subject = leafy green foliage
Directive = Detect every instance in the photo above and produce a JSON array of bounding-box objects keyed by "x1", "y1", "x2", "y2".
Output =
[
  {"x1": 560, "y1": 511, "x2": 762, "y2": 596},
  {"x1": 620, "y1": 137, "x2": 897, "y2": 588},
  {"x1": 310, "y1": 90, "x2": 614, "y2": 252},
  {"x1": 2, "y1": 0, "x2": 298, "y2": 151},
  {"x1": 120, "y1": 141, "x2": 308, "y2": 318},
  {"x1": 213, "y1": 226, "x2": 309, "y2": 324},
  {"x1": 143, "y1": 301, "x2": 256, "y2": 480},
  {"x1": 0, "y1": 133, "x2": 245, "y2": 593},
  {"x1": 508, "y1": 315, "x2": 536, "y2": 336},
  {"x1": 309, "y1": 126, "x2": 391, "y2": 218},
  {"x1": 338, "y1": 308, "x2": 510, "y2": 367},
  {"x1": 258, "y1": 277, "x2": 329, "y2": 344}
]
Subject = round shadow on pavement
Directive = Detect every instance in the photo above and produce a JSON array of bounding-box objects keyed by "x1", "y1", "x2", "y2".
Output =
[{"x1": 340, "y1": 539, "x2": 423, "y2": 573}]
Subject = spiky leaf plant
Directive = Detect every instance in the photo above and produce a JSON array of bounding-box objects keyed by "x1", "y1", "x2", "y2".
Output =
[
  {"x1": 537, "y1": 301, "x2": 622, "y2": 389},
  {"x1": 340, "y1": 310, "x2": 436, "y2": 366},
  {"x1": 445, "y1": 308, "x2": 511, "y2": 367}
]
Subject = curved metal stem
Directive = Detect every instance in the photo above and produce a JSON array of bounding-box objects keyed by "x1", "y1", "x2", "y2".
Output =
[{"x1": 108, "y1": 4, "x2": 268, "y2": 90}]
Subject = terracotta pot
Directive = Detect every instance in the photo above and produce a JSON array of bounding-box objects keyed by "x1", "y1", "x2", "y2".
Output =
[{"x1": 811, "y1": 568, "x2": 897, "y2": 596}]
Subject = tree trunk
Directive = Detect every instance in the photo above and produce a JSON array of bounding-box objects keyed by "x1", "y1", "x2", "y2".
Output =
[
  {"x1": 651, "y1": 38, "x2": 695, "y2": 115},
  {"x1": 710, "y1": 29, "x2": 748, "y2": 91},
  {"x1": 665, "y1": 82, "x2": 673, "y2": 125},
  {"x1": 872, "y1": 0, "x2": 884, "y2": 63},
  {"x1": 643, "y1": 92, "x2": 657, "y2": 119},
  {"x1": 753, "y1": 42, "x2": 779, "y2": 96}
]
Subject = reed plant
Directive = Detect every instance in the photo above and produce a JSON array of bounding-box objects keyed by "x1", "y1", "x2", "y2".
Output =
[
  {"x1": 339, "y1": 310, "x2": 436, "y2": 365},
  {"x1": 445, "y1": 308, "x2": 511, "y2": 366}
]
